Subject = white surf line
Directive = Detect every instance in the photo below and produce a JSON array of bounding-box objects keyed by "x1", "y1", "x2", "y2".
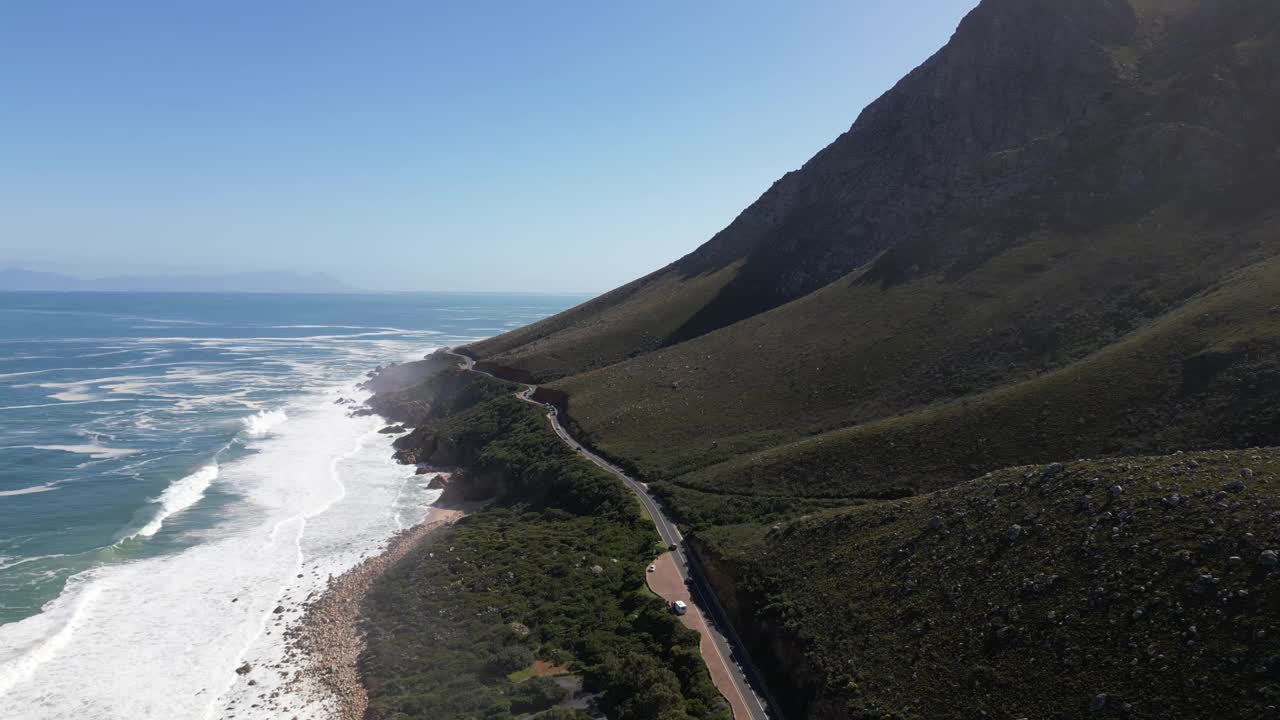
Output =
[
  {"x1": 0, "y1": 583, "x2": 104, "y2": 701},
  {"x1": 384, "y1": 427, "x2": 421, "y2": 534},
  {"x1": 203, "y1": 417, "x2": 373, "y2": 720},
  {"x1": 116, "y1": 439, "x2": 235, "y2": 545},
  {"x1": 0, "y1": 553, "x2": 69, "y2": 571},
  {"x1": 0, "y1": 361, "x2": 245, "y2": 380},
  {"x1": 0, "y1": 399, "x2": 140, "y2": 411},
  {"x1": 121, "y1": 405, "x2": 286, "y2": 544},
  {"x1": 0, "y1": 484, "x2": 62, "y2": 498},
  {"x1": 388, "y1": 467, "x2": 411, "y2": 532}
]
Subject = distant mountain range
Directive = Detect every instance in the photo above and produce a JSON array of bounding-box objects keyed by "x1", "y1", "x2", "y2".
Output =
[{"x1": 0, "y1": 268, "x2": 359, "y2": 294}]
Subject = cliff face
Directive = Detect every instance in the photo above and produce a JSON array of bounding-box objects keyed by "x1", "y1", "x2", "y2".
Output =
[
  {"x1": 364, "y1": 357, "x2": 522, "y2": 504},
  {"x1": 668, "y1": 0, "x2": 1137, "y2": 335},
  {"x1": 688, "y1": 537, "x2": 824, "y2": 718}
]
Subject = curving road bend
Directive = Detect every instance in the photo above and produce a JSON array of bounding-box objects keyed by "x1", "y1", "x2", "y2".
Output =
[{"x1": 444, "y1": 350, "x2": 778, "y2": 720}]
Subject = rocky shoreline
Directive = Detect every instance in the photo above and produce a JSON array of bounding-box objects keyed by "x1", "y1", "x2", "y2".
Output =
[{"x1": 289, "y1": 503, "x2": 469, "y2": 720}]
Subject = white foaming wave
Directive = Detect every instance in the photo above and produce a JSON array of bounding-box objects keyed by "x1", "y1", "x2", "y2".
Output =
[
  {"x1": 0, "y1": 361, "x2": 241, "y2": 381},
  {"x1": 241, "y1": 409, "x2": 288, "y2": 438},
  {"x1": 0, "y1": 374, "x2": 436, "y2": 719},
  {"x1": 130, "y1": 464, "x2": 220, "y2": 539},
  {"x1": 0, "y1": 554, "x2": 69, "y2": 571},
  {"x1": 29, "y1": 444, "x2": 140, "y2": 460},
  {"x1": 0, "y1": 484, "x2": 60, "y2": 498},
  {"x1": 48, "y1": 387, "x2": 96, "y2": 402},
  {"x1": 0, "y1": 400, "x2": 135, "y2": 411},
  {"x1": 71, "y1": 349, "x2": 135, "y2": 359},
  {"x1": 0, "y1": 575, "x2": 103, "y2": 699}
]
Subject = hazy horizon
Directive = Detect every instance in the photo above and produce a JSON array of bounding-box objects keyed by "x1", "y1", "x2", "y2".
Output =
[
  {"x1": 1, "y1": 0, "x2": 976, "y2": 294},
  {"x1": 0, "y1": 266, "x2": 601, "y2": 295}
]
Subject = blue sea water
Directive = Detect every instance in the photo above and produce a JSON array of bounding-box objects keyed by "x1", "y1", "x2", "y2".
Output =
[{"x1": 0, "y1": 291, "x2": 579, "y2": 719}]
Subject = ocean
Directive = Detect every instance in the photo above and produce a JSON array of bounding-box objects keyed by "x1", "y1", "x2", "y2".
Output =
[{"x1": 0, "y1": 291, "x2": 580, "y2": 719}]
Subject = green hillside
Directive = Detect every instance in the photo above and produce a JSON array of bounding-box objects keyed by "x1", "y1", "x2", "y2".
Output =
[
  {"x1": 466, "y1": 0, "x2": 1280, "y2": 511},
  {"x1": 458, "y1": 0, "x2": 1280, "y2": 716},
  {"x1": 696, "y1": 450, "x2": 1280, "y2": 719}
]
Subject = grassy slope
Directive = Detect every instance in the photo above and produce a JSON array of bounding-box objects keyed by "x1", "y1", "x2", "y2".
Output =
[
  {"x1": 696, "y1": 450, "x2": 1280, "y2": 720},
  {"x1": 467, "y1": 263, "x2": 741, "y2": 381},
  {"x1": 361, "y1": 373, "x2": 728, "y2": 720},
  {"x1": 663, "y1": 247, "x2": 1280, "y2": 510},
  {"x1": 463, "y1": 0, "x2": 1280, "y2": 501},
  {"x1": 553, "y1": 211, "x2": 1280, "y2": 491}
]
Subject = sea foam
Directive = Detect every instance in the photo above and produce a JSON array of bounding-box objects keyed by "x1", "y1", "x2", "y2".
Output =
[
  {"x1": 0, "y1": 382, "x2": 436, "y2": 720},
  {"x1": 241, "y1": 409, "x2": 288, "y2": 437},
  {"x1": 132, "y1": 464, "x2": 220, "y2": 539}
]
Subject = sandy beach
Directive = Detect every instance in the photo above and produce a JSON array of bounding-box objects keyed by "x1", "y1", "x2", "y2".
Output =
[{"x1": 291, "y1": 503, "x2": 470, "y2": 720}]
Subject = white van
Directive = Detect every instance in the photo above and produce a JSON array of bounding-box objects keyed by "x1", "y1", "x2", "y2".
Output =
[{"x1": 672, "y1": 600, "x2": 688, "y2": 616}]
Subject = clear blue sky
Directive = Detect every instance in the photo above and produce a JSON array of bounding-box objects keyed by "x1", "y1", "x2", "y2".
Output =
[{"x1": 0, "y1": 1, "x2": 977, "y2": 293}]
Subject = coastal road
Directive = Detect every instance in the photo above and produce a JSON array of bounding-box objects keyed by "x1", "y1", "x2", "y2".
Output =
[{"x1": 444, "y1": 350, "x2": 779, "y2": 720}]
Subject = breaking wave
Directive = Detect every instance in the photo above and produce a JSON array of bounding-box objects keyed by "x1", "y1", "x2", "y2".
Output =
[{"x1": 241, "y1": 409, "x2": 288, "y2": 438}]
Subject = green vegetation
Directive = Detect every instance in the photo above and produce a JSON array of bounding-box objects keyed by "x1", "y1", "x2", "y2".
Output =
[
  {"x1": 360, "y1": 369, "x2": 728, "y2": 720},
  {"x1": 696, "y1": 451, "x2": 1280, "y2": 719},
  {"x1": 552, "y1": 215, "x2": 1280, "y2": 502},
  {"x1": 453, "y1": 2, "x2": 1280, "y2": 717}
]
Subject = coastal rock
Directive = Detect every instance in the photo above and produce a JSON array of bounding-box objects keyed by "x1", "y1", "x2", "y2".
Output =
[
  {"x1": 1043, "y1": 463, "x2": 1066, "y2": 480},
  {"x1": 290, "y1": 510, "x2": 466, "y2": 720},
  {"x1": 236, "y1": 663, "x2": 252, "y2": 675},
  {"x1": 427, "y1": 474, "x2": 450, "y2": 490}
]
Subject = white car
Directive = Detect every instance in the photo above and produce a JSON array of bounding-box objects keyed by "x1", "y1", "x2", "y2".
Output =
[{"x1": 672, "y1": 600, "x2": 688, "y2": 616}]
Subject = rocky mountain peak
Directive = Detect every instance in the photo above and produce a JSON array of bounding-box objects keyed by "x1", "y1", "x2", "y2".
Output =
[{"x1": 663, "y1": 0, "x2": 1279, "y2": 343}]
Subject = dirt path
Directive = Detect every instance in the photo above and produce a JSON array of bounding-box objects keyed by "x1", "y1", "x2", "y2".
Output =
[{"x1": 646, "y1": 552, "x2": 752, "y2": 720}]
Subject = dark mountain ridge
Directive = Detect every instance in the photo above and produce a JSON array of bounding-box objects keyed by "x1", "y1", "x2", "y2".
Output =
[{"x1": 475, "y1": 0, "x2": 1280, "y2": 378}]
